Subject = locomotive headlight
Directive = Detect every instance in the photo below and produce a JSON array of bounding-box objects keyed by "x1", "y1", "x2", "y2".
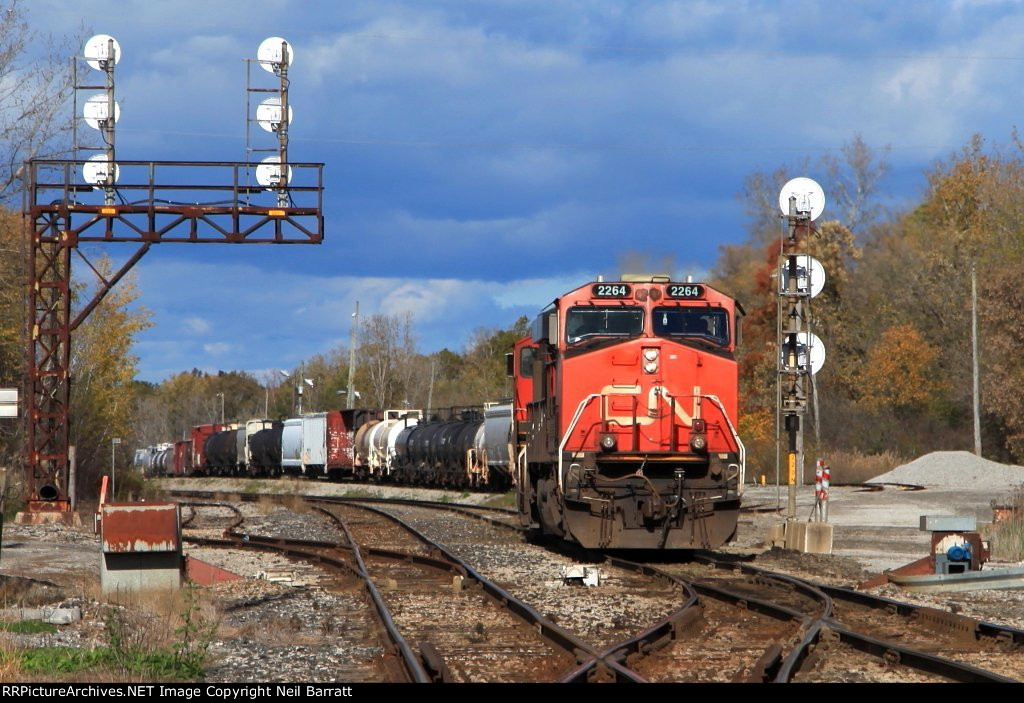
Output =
[{"x1": 643, "y1": 348, "x2": 659, "y2": 374}]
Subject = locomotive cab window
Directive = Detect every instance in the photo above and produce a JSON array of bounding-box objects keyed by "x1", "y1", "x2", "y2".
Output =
[
  {"x1": 519, "y1": 346, "x2": 536, "y2": 377},
  {"x1": 652, "y1": 306, "x2": 729, "y2": 346},
  {"x1": 566, "y1": 307, "x2": 644, "y2": 344}
]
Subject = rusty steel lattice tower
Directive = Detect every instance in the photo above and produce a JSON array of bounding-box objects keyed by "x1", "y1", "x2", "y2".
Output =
[{"x1": 23, "y1": 37, "x2": 322, "y2": 513}]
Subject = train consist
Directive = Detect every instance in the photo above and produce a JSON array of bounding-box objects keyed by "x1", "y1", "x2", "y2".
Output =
[
  {"x1": 137, "y1": 275, "x2": 744, "y2": 550},
  {"x1": 511, "y1": 276, "x2": 744, "y2": 549},
  {"x1": 134, "y1": 405, "x2": 514, "y2": 488}
]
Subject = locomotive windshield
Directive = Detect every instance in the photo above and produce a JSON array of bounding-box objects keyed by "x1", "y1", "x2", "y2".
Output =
[
  {"x1": 652, "y1": 306, "x2": 729, "y2": 346},
  {"x1": 566, "y1": 307, "x2": 644, "y2": 344}
]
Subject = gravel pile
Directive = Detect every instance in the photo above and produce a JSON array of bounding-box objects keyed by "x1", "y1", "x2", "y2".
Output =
[{"x1": 867, "y1": 451, "x2": 1024, "y2": 489}]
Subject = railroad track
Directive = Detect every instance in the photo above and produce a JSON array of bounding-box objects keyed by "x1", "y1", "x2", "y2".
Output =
[
  {"x1": 688, "y1": 552, "x2": 1020, "y2": 682},
  {"x1": 181, "y1": 502, "x2": 401, "y2": 682},
  {"x1": 172, "y1": 491, "x2": 1021, "y2": 682}
]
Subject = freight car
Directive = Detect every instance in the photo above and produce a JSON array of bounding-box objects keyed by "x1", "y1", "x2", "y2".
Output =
[
  {"x1": 142, "y1": 404, "x2": 514, "y2": 488},
  {"x1": 512, "y1": 276, "x2": 744, "y2": 549}
]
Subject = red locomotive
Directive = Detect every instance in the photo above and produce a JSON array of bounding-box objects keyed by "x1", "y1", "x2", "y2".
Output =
[{"x1": 511, "y1": 276, "x2": 744, "y2": 549}]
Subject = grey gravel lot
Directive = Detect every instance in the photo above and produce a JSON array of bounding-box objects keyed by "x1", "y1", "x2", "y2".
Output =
[{"x1": 736, "y1": 482, "x2": 1019, "y2": 573}]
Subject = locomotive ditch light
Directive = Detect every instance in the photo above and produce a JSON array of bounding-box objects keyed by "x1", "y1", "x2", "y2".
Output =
[
  {"x1": 689, "y1": 433, "x2": 708, "y2": 453},
  {"x1": 599, "y1": 433, "x2": 617, "y2": 452}
]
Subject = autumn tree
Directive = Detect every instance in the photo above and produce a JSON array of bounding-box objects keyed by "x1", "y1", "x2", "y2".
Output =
[
  {"x1": 858, "y1": 324, "x2": 944, "y2": 414},
  {"x1": 69, "y1": 256, "x2": 152, "y2": 494},
  {"x1": 979, "y1": 265, "x2": 1024, "y2": 458}
]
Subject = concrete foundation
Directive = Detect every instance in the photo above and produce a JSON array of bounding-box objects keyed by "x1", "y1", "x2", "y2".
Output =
[
  {"x1": 15, "y1": 511, "x2": 83, "y2": 527},
  {"x1": 101, "y1": 552, "x2": 182, "y2": 602},
  {"x1": 783, "y1": 520, "x2": 834, "y2": 555}
]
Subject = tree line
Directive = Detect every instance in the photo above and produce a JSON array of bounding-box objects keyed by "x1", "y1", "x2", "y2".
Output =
[{"x1": 715, "y1": 133, "x2": 1024, "y2": 476}]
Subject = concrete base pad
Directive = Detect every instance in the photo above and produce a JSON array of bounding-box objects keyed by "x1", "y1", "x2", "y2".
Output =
[
  {"x1": 783, "y1": 520, "x2": 834, "y2": 554},
  {"x1": 15, "y1": 511, "x2": 83, "y2": 527}
]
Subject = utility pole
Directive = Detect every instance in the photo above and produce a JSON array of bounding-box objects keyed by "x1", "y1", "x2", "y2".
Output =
[
  {"x1": 346, "y1": 301, "x2": 359, "y2": 409},
  {"x1": 426, "y1": 359, "x2": 436, "y2": 419},
  {"x1": 110, "y1": 437, "x2": 121, "y2": 498},
  {"x1": 972, "y1": 265, "x2": 982, "y2": 456}
]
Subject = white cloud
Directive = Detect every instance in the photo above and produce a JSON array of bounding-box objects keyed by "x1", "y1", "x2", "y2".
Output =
[
  {"x1": 202, "y1": 342, "x2": 231, "y2": 355},
  {"x1": 182, "y1": 316, "x2": 211, "y2": 335}
]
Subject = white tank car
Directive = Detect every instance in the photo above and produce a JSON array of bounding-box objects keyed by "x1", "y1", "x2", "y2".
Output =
[
  {"x1": 483, "y1": 404, "x2": 514, "y2": 486},
  {"x1": 368, "y1": 410, "x2": 421, "y2": 478},
  {"x1": 281, "y1": 418, "x2": 303, "y2": 474}
]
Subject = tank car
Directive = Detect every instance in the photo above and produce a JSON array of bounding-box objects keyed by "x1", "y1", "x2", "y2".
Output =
[
  {"x1": 512, "y1": 276, "x2": 744, "y2": 549},
  {"x1": 481, "y1": 403, "x2": 513, "y2": 488},
  {"x1": 281, "y1": 418, "x2": 303, "y2": 475},
  {"x1": 248, "y1": 421, "x2": 284, "y2": 476},
  {"x1": 391, "y1": 409, "x2": 486, "y2": 487},
  {"x1": 204, "y1": 426, "x2": 240, "y2": 475}
]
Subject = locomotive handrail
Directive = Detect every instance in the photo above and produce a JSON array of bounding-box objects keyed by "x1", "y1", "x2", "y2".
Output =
[
  {"x1": 669, "y1": 393, "x2": 746, "y2": 490},
  {"x1": 702, "y1": 393, "x2": 745, "y2": 489},
  {"x1": 557, "y1": 393, "x2": 602, "y2": 493}
]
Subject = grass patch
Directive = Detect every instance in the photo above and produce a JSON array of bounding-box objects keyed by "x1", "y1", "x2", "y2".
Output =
[
  {"x1": 341, "y1": 487, "x2": 377, "y2": 499},
  {"x1": 0, "y1": 583, "x2": 218, "y2": 682},
  {"x1": 483, "y1": 491, "x2": 517, "y2": 509},
  {"x1": 115, "y1": 468, "x2": 165, "y2": 502},
  {"x1": 988, "y1": 488, "x2": 1024, "y2": 561},
  {"x1": 10, "y1": 644, "x2": 184, "y2": 677},
  {"x1": 0, "y1": 620, "x2": 57, "y2": 635},
  {"x1": 815, "y1": 449, "x2": 908, "y2": 485},
  {"x1": 242, "y1": 480, "x2": 265, "y2": 495}
]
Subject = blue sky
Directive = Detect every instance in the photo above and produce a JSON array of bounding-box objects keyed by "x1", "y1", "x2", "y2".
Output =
[{"x1": 28, "y1": 1, "x2": 1024, "y2": 380}]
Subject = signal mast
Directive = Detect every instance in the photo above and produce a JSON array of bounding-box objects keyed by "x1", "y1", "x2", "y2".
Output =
[{"x1": 776, "y1": 178, "x2": 827, "y2": 520}]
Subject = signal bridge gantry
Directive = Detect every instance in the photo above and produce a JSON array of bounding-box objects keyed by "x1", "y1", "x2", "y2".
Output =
[{"x1": 23, "y1": 35, "x2": 322, "y2": 515}]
